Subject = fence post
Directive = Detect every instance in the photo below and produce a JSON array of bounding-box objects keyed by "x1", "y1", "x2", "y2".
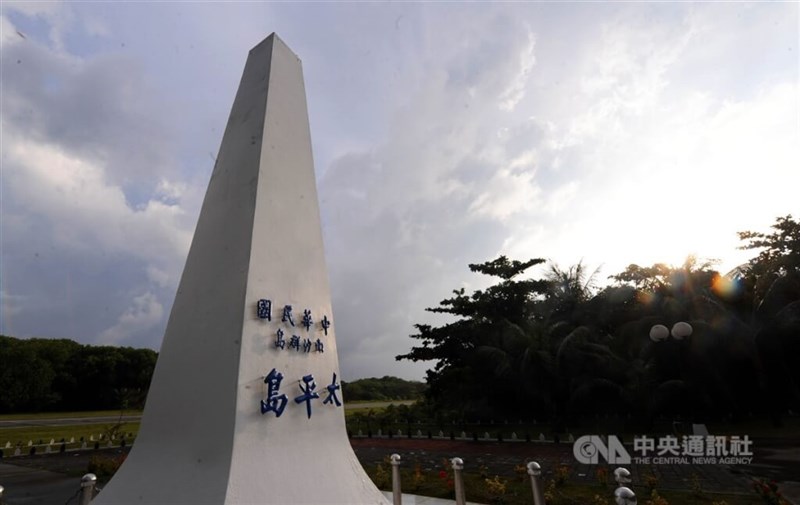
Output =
[
  {"x1": 451, "y1": 457, "x2": 466, "y2": 505},
  {"x1": 79, "y1": 473, "x2": 97, "y2": 505},
  {"x1": 614, "y1": 486, "x2": 637, "y2": 505},
  {"x1": 527, "y1": 461, "x2": 546, "y2": 505},
  {"x1": 614, "y1": 467, "x2": 631, "y2": 487},
  {"x1": 613, "y1": 467, "x2": 635, "y2": 504},
  {"x1": 390, "y1": 453, "x2": 402, "y2": 505}
]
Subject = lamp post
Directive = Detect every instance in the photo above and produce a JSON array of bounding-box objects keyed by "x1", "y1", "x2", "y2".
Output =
[
  {"x1": 649, "y1": 321, "x2": 693, "y2": 380},
  {"x1": 649, "y1": 322, "x2": 693, "y2": 429}
]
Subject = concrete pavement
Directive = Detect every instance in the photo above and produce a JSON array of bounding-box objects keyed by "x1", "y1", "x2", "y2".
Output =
[{"x1": 0, "y1": 463, "x2": 83, "y2": 505}]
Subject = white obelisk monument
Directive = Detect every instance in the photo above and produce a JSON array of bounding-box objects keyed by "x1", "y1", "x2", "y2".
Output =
[{"x1": 95, "y1": 34, "x2": 389, "y2": 504}]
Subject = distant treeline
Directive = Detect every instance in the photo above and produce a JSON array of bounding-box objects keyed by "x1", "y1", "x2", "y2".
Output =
[
  {"x1": 0, "y1": 334, "x2": 423, "y2": 413},
  {"x1": 0, "y1": 335, "x2": 157, "y2": 414},
  {"x1": 341, "y1": 376, "x2": 425, "y2": 402}
]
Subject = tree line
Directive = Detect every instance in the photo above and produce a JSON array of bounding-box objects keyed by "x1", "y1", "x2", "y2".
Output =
[
  {"x1": 397, "y1": 215, "x2": 800, "y2": 430},
  {"x1": 0, "y1": 335, "x2": 424, "y2": 414},
  {"x1": 341, "y1": 376, "x2": 425, "y2": 402},
  {"x1": 0, "y1": 336, "x2": 157, "y2": 414}
]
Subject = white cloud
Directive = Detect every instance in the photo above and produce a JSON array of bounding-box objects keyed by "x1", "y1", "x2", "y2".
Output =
[
  {"x1": 543, "y1": 181, "x2": 580, "y2": 217},
  {"x1": 501, "y1": 8, "x2": 798, "y2": 278},
  {"x1": 0, "y1": 14, "x2": 20, "y2": 46},
  {"x1": 98, "y1": 292, "x2": 164, "y2": 345},
  {"x1": 1, "y1": 2, "x2": 796, "y2": 381},
  {"x1": 81, "y1": 13, "x2": 109, "y2": 38},
  {"x1": 2, "y1": 1, "x2": 61, "y2": 18},
  {"x1": 499, "y1": 29, "x2": 536, "y2": 111},
  {"x1": 315, "y1": 9, "x2": 556, "y2": 378},
  {"x1": 4, "y1": 133, "x2": 192, "y2": 264},
  {"x1": 1, "y1": 20, "x2": 196, "y2": 346},
  {"x1": 1, "y1": 289, "x2": 26, "y2": 324},
  {"x1": 469, "y1": 166, "x2": 541, "y2": 221},
  {"x1": 2, "y1": 1, "x2": 73, "y2": 51},
  {"x1": 155, "y1": 178, "x2": 189, "y2": 204},
  {"x1": 146, "y1": 266, "x2": 173, "y2": 289}
]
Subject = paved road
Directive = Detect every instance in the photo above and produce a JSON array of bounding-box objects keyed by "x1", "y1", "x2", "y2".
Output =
[{"x1": 0, "y1": 416, "x2": 142, "y2": 429}]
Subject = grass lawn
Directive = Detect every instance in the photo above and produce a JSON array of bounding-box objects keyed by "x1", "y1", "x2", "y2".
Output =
[
  {"x1": 0, "y1": 402, "x2": 381, "y2": 450},
  {"x1": 344, "y1": 400, "x2": 415, "y2": 414},
  {"x1": 1, "y1": 410, "x2": 142, "y2": 452},
  {"x1": 0, "y1": 422, "x2": 140, "y2": 452},
  {"x1": 0, "y1": 402, "x2": 386, "y2": 452}
]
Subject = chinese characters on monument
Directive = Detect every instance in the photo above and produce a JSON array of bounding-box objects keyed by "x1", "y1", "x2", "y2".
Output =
[
  {"x1": 259, "y1": 299, "x2": 327, "y2": 354},
  {"x1": 256, "y1": 298, "x2": 340, "y2": 419}
]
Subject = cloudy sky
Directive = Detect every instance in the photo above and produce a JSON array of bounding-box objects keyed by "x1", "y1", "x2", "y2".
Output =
[{"x1": 1, "y1": 2, "x2": 797, "y2": 381}]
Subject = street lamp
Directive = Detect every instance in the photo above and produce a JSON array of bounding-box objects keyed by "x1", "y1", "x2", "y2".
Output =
[
  {"x1": 649, "y1": 321, "x2": 694, "y2": 429},
  {"x1": 670, "y1": 322, "x2": 692, "y2": 340}
]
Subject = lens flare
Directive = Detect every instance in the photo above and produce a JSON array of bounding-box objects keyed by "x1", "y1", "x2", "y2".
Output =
[
  {"x1": 711, "y1": 273, "x2": 740, "y2": 299},
  {"x1": 637, "y1": 290, "x2": 656, "y2": 305}
]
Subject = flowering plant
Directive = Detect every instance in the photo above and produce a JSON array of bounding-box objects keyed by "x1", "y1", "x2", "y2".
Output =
[
  {"x1": 644, "y1": 489, "x2": 669, "y2": 505},
  {"x1": 554, "y1": 464, "x2": 570, "y2": 486},
  {"x1": 411, "y1": 462, "x2": 425, "y2": 491},
  {"x1": 644, "y1": 470, "x2": 659, "y2": 491},
  {"x1": 484, "y1": 475, "x2": 508, "y2": 504},
  {"x1": 752, "y1": 479, "x2": 789, "y2": 505},
  {"x1": 438, "y1": 459, "x2": 454, "y2": 491},
  {"x1": 595, "y1": 466, "x2": 609, "y2": 487}
]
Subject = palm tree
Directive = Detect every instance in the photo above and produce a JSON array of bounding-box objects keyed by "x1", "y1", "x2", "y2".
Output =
[{"x1": 544, "y1": 261, "x2": 601, "y2": 323}]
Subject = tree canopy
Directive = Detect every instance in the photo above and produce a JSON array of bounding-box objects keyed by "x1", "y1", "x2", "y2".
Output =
[
  {"x1": 398, "y1": 215, "x2": 800, "y2": 429},
  {"x1": 341, "y1": 376, "x2": 425, "y2": 402},
  {"x1": 0, "y1": 335, "x2": 157, "y2": 413}
]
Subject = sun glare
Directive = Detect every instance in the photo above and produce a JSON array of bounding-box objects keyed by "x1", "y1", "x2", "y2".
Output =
[{"x1": 711, "y1": 272, "x2": 741, "y2": 300}]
